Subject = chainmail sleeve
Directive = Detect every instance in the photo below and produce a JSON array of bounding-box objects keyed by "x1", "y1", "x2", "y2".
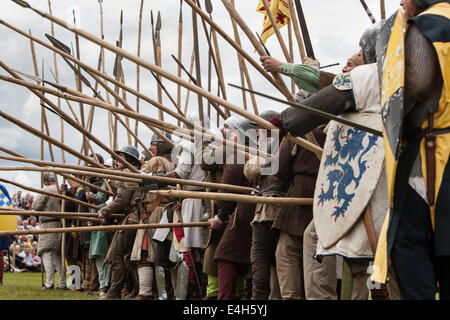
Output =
[
  {"x1": 279, "y1": 84, "x2": 353, "y2": 137},
  {"x1": 403, "y1": 23, "x2": 443, "y2": 133}
]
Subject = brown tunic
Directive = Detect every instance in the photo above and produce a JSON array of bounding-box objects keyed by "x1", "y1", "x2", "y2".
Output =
[
  {"x1": 214, "y1": 163, "x2": 256, "y2": 265},
  {"x1": 272, "y1": 128, "x2": 326, "y2": 236}
]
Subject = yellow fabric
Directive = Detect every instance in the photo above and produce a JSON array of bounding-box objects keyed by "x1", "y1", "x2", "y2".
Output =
[
  {"x1": 372, "y1": 3, "x2": 450, "y2": 284},
  {"x1": 372, "y1": 10, "x2": 407, "y2": 284},
  {"x1": 418, "y1": 3, "x2": 450, "y2": 230},
  {"x1": 256, "y1": 0, "x2": 290, "y2": 44},
  {"x1": 381, "y1": 9, "x2": 407, "y2": 207},
  {"x1": 0, "y1": 188, "x2": 15, "y2": 231}
]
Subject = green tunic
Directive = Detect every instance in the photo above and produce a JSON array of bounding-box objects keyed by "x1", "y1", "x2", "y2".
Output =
[
  {"x1": 280, "y1": 63, "x2": 320, "y2": 93},
  {"x1": 88, "y1": 183, "x2": 113, "y2": 259}
]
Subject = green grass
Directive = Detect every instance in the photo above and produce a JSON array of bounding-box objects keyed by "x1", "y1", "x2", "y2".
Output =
[{"x1": 0, "y1": 272, "x2": 96, "y2": 300}]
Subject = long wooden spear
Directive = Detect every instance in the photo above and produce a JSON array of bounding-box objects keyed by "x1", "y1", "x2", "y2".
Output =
[
  {"x1": 0, "y1": 209, "x2": 123, "y2": 220},
  {"x1": 0, "y1": 222, "x2": 211, "y2": 237},
  {"x1": 49, "y1": 0, "x2": 67, "y2": 273},
  {"x1": 0, "y1": 211, "x2": 109, "y2": 223},
  {"x1": 195, "y1": 0, "x2": 229, "y2": 117},
  {"x1": 0, "y1": 12, "x2": 322, "y2": 157},
  {"x1": 293, "y1": 0, "x2": 315, "y2": 59},
  {"x1": 0, "y1": 153, "x2": 255, "y2": 194},
  {"x1": 0, "y1": 147, "x2": 113, "y2": 197},
  {"x1": 177, "y1": 1, "x2": 183, "y2": 127},
  {"x1": 287, "y1": 0, "x2": 306, "y2": 62},
  {"x1": 135, "y1": 0, "x2": 145, "y2": 146},
  {"x1": 220, "y1": 0, "x2": 293, "y2": 102},
  {"x1": 147, "y1": 190, "x2": 313, "y2": 205},
  {"x1": 229, "y1": 0, "x2": 259, "y2": 115},
  {"x1": 0, "y1": 177, "x2": 97, "y2": 210},
  {"x1": 191, "y1": 3, "x2": 205, "y2": 127}
]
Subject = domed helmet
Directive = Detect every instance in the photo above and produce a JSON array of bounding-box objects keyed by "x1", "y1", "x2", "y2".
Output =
[
  {"x1": 151, "y1": 131, "x2": 172, "y2": 144},
  {"x1": 115, "y1": 145, "x2": 140, "y2": 162},
  {"x1": 359, "y1": 19, "x2": 385, "y2": 64}
]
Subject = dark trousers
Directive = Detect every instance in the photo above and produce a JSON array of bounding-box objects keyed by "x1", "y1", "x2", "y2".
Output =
[
  {"x1": 106, "y1": 229, "x2": 137, "y2": 298},
  {"x1": 251, "y1": 221, "x2": 278, "y2": 300},
  {"x1": 216, "y1": 259, "x2": 248, "y2": 300},
  {"x1": 391, "y1": 185, "x2": 450, "y2": 300}
]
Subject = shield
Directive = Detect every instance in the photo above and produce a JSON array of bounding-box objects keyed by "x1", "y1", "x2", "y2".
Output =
[
  {"x1": 314, "y1": 113, "x2": 385, "y2": 249},
  {"x1": 376, "y1": 9, "x2": 407, "y2": 207}
]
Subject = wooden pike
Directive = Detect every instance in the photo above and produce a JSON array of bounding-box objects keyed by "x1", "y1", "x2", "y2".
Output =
[
  {"x1": 0, "y1": 209, "x2": 123, "y2": 219},
  {"x1": 28, "y1": 29, "x2": 47, "y2": 189},
  {"x1": 0, "y1": 147, "x2": 113, "y2": 197},
  {"x1": 287, "y1": 0, "x2": 306, "y2": 62},
  {"x1": 183, "y1": 49, "x2": 195, "y2": 116},
  {"x1": 177, "y1": 1, "x2": 183, "y2": 127},
  {"x1": 196, "y1": 0, "x2": 229, "y2": 118},
  {"x1": 380, "y1": 0, "x2": 386, "y2": 19},
  {"x1": 135, "y1": 0, "x2": 145, "y2": 146},
  {"x1": 156, "y1": 12, "x2": 164, "y2": 121},
  {"x1": 0, "y1": 13, "x2": 323, "y2": 157},
  {"x1": 0, "y1": 222, "x2": 211, "y2": 237},
  {"x1": 0, "y1": 212, "x2": 102, "y2": 224},
  {"x1": 191, "y1": 3, "x2": 205, "y2": 126},
  {"x1": 0, "y1": 166, "x2": 142, "y2": 184},
  {"x1": 293, "y1": 0, "x2": 315, "y2": 59},
  {"x1": 0, "y1": 177, "x2": 97, "y2": 210},
  {"x1": 229, "y1": 0, "x2": 259, "y2": 115},
  {"x1": 0, "y1": 153, "x2": 254, "y2": 194},
  {"x1": 220, "y1": 0, "x2": 293, "y2": 103},
  {"x1": 49, "y1": 0, "x2": 66, "y2": 272},
  {"x1": 288, "y1": 19, "x2": 295, "y2": 94},
  {"x1": 260, "y1": 0, "x2": 293, "y2": 63},
  {"x1": 147, "y1": 190, "x2": 313, "y2": 205}
]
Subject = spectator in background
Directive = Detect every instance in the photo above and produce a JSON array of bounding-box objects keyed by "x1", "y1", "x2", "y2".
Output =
[
  {"x1": 12, "y1": 191, "x2": 22, "y2": 208},
  {"x1": 18, "y1": 246, "x2": 40, "y2": 272}
]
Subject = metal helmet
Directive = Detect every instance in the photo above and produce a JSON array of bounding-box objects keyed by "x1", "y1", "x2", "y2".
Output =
[
  {"x1": 186, "y1": 111, "x2": 211, "y2": 129},
  {"x1": 151, "y1": 131, "x2": 172, "y2": 144},
  {"x1": 115, "y1": 145, "x2": 140, "y2": 162},
  {"x1": 359, "y1": 20, "x2": 385, "y2": 64},
  {"x1": 43, "y1": 172, "x2": 56, "y2": 182},
  {"x1": 413, "y1": 0, "x2": 446, "y2": 9},
  {"x1": 223, "y1": 115, "x2": 241, "y2": 130},
  {"x1": 250, "y1": 110, "x2": 278, "y2": 126},
  {"x1": 104, "y1": 158, "x2": 113, "y2": 167}
]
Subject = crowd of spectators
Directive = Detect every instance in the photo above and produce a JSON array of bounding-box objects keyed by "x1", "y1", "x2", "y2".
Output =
[{"x1": 2, "y1": 190, "x2": 41, "y2": 274}]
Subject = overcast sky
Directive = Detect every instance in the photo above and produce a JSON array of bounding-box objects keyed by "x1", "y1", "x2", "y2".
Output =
[{"x1": 0, "y1": 0, "x2": 399, "y2": 196}]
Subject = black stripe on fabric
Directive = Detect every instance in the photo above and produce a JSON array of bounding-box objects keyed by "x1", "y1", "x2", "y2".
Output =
[{"x1": 410, "y1": 14, "x2": 450, "y2": 43}]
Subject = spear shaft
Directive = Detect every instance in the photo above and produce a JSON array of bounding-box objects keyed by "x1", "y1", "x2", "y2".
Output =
[{"x1": 0, "y1": 222, "x2": 211, "y2": 237}]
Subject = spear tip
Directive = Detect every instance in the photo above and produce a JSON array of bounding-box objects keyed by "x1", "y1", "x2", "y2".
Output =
[
  {"x1": 156, "y1": 11, "x2": 161, "y2": 30},
  {"x1": 205, "y1": 0, "x2": 213, "y2": 14}
]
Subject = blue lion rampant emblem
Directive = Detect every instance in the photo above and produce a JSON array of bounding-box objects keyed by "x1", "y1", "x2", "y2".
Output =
[{"x1": 318, "y1": 126, "x2": 379, "y2": 222}]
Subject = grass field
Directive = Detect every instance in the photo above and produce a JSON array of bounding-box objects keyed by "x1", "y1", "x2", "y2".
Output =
[{"x1": 0, "y1": 272, "x2": 96, "y2": 300}]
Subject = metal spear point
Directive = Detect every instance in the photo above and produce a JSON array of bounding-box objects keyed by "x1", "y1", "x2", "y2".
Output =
[
  {"x1": 256, "y1": 32, "x2": 271, "y2": 56},
  {"x1": 11, "y1": 0, "x2": 46, "y2": 16},
  {"x1": 228, "y1": 83, "x2": 383, "y2": 137}
]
